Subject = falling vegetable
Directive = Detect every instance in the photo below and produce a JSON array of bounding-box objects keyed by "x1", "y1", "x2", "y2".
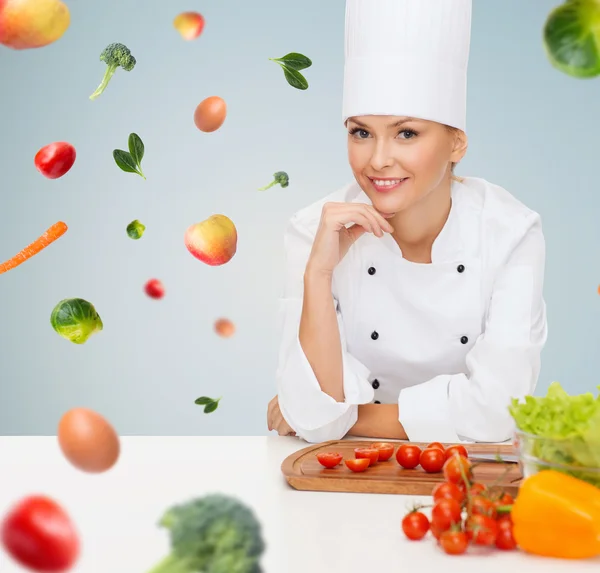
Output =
[
  {"x1": 34, "y1": 142, "x2": 76, "y2": 179},
  {"x1": 543, "y1": 0, "x2": 600, "y2": 78},
  {"x1": 126, "y1": 219, "x2": 145, "y2": 239},
  {"x1": 194, "y1": 96, "x2": 227, "y2": 132},
  {"x1": 511, "y1": 470, "x2": 600, "y2": 559},
  {"x1": 89, "y1": 43, "x2": 136, "y2": 100},
  {"x1": 113, "y1": 133, "x2": 146, "y2": 179},
  {"x1": 214, "y1": 318, "x2": 235, "y2": 338},
  {"x1": 146, "y1": 494, "x2": 265, "y2": 573},
  {"x1": 258, "y1": 171, "x2": 289, "y2": 191},
  {"x1": 145, "y1": 279, "x2": 164, "y2": 299},
  {"x1": 1, "y1": 495, "x2": 80, "y2": 572},
  {"x1": 195, "y1": 396, "x2": 221, "y2": 414},
  {"x1": 50, "y1": 298, "x2": 103, "y2": 344},
  {"x1": 269, "y1": 52, "x2": 312, "y2": 90},
  {"x1": 0, "y1": 221, "x2": 67, "y2": 275}
]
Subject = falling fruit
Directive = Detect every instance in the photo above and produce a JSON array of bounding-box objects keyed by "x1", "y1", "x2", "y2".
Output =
[
  {"x1": 145, "y1": 279, "x2": 164, "y2": 299},
  {"x1": 214, "y1": 318, "x2": 235, "y2": 338},
  {"x1": 0, "y1": 0, "x2": 71, "y2": 49},
  {"x1": 173, "y1": 11, "x2": 205, "y2": 40},
  {"x1": 194, "y1": 96, "x2": 227, "y2": 133},
  {"x1": 184, "y1": 214, "x2": 237, "y2": 266}
]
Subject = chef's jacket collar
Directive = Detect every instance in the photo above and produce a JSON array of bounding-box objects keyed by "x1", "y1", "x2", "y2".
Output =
[{"x1": 349, "y1": 178, "x2": 476, "y2": 263}]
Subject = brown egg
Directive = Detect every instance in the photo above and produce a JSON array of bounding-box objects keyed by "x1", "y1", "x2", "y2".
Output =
[
  {"x1": 57, "y1": 408, "x2": 120, "y2": 473},
  {"x1": 194, "y1": 96, "x2": 227, "y2": 132},
  {"x1": 214, "y1": 318, "x2": 235, "y2": 338}
]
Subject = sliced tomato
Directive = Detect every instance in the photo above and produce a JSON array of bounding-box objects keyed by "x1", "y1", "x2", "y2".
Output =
[
  {"x1": 420, "y1": 448, "x2": 445, "y2": 473},
  {"x1": 316, "y1": 452, "x2": 343, "y2": 469},
  {"x1": 354, "y1": 448, "x2": 379, "y2": 466},
  {"x1": 445, "y1": 444, "x2": 468, "y2": 461},
  {"x1": 371, "y1": 442, "x2": 395, "y2": 461},
  {"x1": 466, "y1": 514, "x2": 498, "y2": 546},
  {"x1": 396, "y1": 444, "x2": 421, "y2": 469},
  {"x1": 427, "y1": 442, "x2": 445, "y2": 452},
  {"x1": 432, "y1": 481, "x2": 465, "y2": 504},
  {"x1": 401, "y1": 511, "x2": 430, "y2": 541},
  {"x1": 443, "y1": 453, "x2": 472, "y2": 484},
  {"x1": 345, "y1": 458, "x2": 370, "y2": 472},
  {"x1": 431, "y1": 498, "x2": 462, "y2": 531}
]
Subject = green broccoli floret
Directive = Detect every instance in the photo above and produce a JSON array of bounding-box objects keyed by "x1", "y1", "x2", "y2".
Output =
[
  {"x1": 258, "y1": 171, "x2": 289, "y2": 191},
  {"x1": 89, "y1": 43, "x2": 136, "y2": 101},
  {"x1": 146, "y1": 494, "x2": 265, "y2": 573}
]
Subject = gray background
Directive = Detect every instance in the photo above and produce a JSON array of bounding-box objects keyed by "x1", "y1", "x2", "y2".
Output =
[{"x1": 1, "y1": 0, "x2": 599, "y2": 436}]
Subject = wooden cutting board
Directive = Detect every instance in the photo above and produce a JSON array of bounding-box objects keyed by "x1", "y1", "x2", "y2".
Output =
[{"x1": 281, "y1": 441, "x2": 522, "y2": 496}]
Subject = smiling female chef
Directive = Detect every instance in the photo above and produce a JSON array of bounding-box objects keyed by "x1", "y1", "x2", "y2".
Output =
[{"x1": 267, "y1": 0, "x2": 548, "y2": 444}]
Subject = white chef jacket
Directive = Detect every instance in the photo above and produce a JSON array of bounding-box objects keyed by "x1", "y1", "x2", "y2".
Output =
[{"x1": 275, "y1": 176, "x2": 547, "y2": 444}]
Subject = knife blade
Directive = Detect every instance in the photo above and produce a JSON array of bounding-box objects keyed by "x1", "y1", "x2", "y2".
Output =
[{"x1": 468, "y1": 453, "x2": 520, "y2": 463}]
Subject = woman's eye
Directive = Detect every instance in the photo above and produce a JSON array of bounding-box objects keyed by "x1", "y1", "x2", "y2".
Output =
[
  {"x1": 398, "y1": 130, "x2": 416, "y2": 139},
  {"x1": 350, "y1": 129, "x2": 369, "y2": 138}
]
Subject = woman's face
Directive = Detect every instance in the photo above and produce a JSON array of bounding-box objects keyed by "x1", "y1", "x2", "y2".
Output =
[{"x1": 347, "y1": 115, "x2": 467, "y2": 215}]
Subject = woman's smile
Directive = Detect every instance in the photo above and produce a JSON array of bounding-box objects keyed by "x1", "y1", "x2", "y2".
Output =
[{"x1": 368, "y1": 176, "x2": 409, "y2": 193}]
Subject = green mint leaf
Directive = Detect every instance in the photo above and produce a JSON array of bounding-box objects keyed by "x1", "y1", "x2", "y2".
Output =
[
  {"x1": 204, "y1": 401, "x2": 219, "y2": 414},
  {"x1": 282, "y1": 66, "x2": 308, "y2": 90},
  {"x1": 195, "y1": 396, "x2": 213, "y2": 405},
  {"x1": 270, "y1": 52, "x2": 312, "y2": 71},
  {"x1": 113, "y1": 149, "x2": 139, "y2": 173},
  {"x1": 128, "y1": 133, "x2": 145, "y2": 167}
]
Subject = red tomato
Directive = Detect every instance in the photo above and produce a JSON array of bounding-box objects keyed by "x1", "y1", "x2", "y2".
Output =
[
  {"x1": 145, "y1": 279, "x2": 165, "y2": 299},
  {"x1": 466, "y1": 514, "x2": 498, "y2": 546},
  {"x1": 431, "y1": 498, "x2": 462, "y2": 531},
  {"x1": 354, "y1": 448, "x2": 379, "y2": 466},
  {"x1": 401, "y1": 511, "x2": 430, "y2": 541},
  {"x1": 396, "y1": 444, "x2": 421, "y2": 469},
  {"x1": 470, "y1": 495, "x2": 497, "y2": 519},
  {"x1": 316, "y1": 452, "x2": 342, "y2": 469},
  {"x1": 34, "y1": 142, "x2": 76, "y2": 180},
  {"x1": 445, "y1": 444, "x2": 468, "y2": 461},
  {"x1": 431, "y1": 524, "x2": 444, "y2": 540},
  {"x1": 419, "y1": 448, "x2": 445, "y2": 473},
  {"x1": 371, "y1": 442, "x2": 395, "y2": 461},
  {"x1": 443, "y1": 453, "x2": 472, "y2": 484},
  {"x1": 440, "y1": 530, "x2": 468, "y2": 555},
  {"x1": 432, "y1": 481, "x2": 465, "y2": 504},
  {"x1": 345, "y1": 458, "x2": 370, "y2": 472},
  {"x1": 427, "y1": 442, "x2": 445, "y2": 452},
  {"x1": 495, "y1": 516, "x2": 517, "y2": 550},
  {"x1": 494, "y1": 492, "x2": 514, "y2": 507},
  {"x1": 1, "y1": 495, "x2": 80, "y2": 572},
  {"x1": 469, "y1": 482, "x2": 487, "y2": 497}
]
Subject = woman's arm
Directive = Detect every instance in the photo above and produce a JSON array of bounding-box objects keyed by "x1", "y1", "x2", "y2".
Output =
[
  {"x1": 348, "y1": 404, "x2": 408, "y2": 440},
  {"x1": 299, "y1": 269, "x2": 345, "y2": 402}
]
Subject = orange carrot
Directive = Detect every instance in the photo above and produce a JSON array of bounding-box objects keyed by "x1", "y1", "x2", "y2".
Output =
[{"x1": 0, "y1": 221, "x2": 68, "y2": 275}]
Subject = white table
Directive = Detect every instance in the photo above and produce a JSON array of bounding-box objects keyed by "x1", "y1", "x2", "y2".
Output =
[{"x1": 0, "y1": 436, "x2": 597, "y2": 572}]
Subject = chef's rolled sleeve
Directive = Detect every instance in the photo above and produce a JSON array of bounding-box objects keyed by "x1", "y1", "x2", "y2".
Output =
[
  {"x1": 276, "y1": 217, "x2": 375, "y2": 442},
  {"x1": 399, "y1": 213, "x2": 547, "y2": 443}
]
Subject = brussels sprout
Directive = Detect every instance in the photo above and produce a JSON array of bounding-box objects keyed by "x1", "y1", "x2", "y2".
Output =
[
  {"x1": 126, "y1": 219, "x2": 145, "y2": 239},
  {"x1": 543, "y1": 0, "x2": 600, "y2": 78},
  {"x1": 50, "y1": 298, "x2": 103, "y2": 344}
]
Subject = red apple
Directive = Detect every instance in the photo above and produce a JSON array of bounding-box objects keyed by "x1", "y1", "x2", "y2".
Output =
[
  {"x1": 184, "y1": 214, "x2": 237, "y2": 266},
  {"x1": 173, "y1": 11, "x2": 205, "y2": 41}
]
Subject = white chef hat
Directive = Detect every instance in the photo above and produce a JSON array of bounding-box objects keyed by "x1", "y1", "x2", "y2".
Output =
[{"x1": 342, "y1": 0, "x2": 472, "y2": 132}]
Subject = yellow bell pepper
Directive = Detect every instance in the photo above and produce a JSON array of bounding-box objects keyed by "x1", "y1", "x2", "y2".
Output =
[{"x1": 511, "y1": 469, "x2": 600, "y2": 559}]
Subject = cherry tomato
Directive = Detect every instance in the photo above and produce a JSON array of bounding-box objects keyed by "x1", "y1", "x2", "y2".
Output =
[
  {"x1": 145, "y1": 279, "x2": 165, "y2": 299},
  {"x1": 445, "y1": 444, "x2": 468, "y2": 461},
  {"x1": 431, "y1": 498, "x2": 462, "y2": 531},
  {"x1": 494, "y1": 492, "x2": 514, "y2": 508},
  {"x1": 470, "y1": 495, "x2": 497, "y2": 519},
  {"x1": 432, "y1": 481, "x2": 465, "y2": 504},
  {"x1": 466, "y1": 514, "x2": 498, "y2": 546},
  {"x1": 34, "y1": 142, "x2": 77, "y2": 179},
  {"x1": 401, "y1": 511, "x2": 430, "y2": 541},
  {"x1": 427, "y1": 442, "x2": 445, "y2": 452},
  {"x1": 371, "y1": 442, "x2": 395, "y2": 461},
  {"x1": 345, "y1": 458, "x2": 370, "y2": 472},
  {"x1": 431, "y1": 524, "x2": 444, "y2": 540},
  {"x1": 419, "y1": 448, "x2": 445, "y2": 473},
  {"x1": 316, "y1": 452, "x2": 343, "y2": 469},
  {"x1": 354, "y1": 448, "x2": 379, "y2": 466},
  {"x1": 440, "y1": 530, "x2": 468, "y2": 555},
  {"x1": 396, "y1": 444, "x2": 421, "y2": 469},
  {"x1": 495, "y1": 516, "x2": 517, "y2": 550},
  {"x1": 443, "y1": 453, "x2": 472, "y2": 484},
  {"x1": 469, "y1": 482, "x2": 487, "y2": 497},
  {"x1": 1, "y1": 495, "x2": 80, "y2": 572}
]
